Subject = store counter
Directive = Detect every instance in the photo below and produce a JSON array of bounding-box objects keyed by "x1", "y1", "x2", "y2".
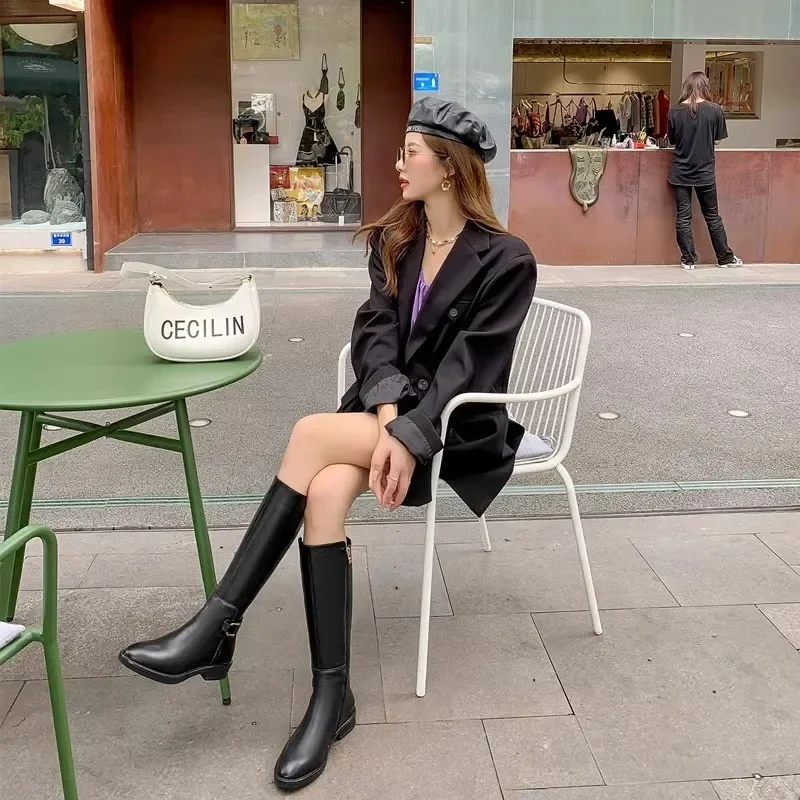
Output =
[{"x1": 509, "y1": 148, "x2": 800, "y2": 265}]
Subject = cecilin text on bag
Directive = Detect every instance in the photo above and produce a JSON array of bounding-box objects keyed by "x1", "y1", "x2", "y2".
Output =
[{"x1": 120, "y1": 262, "x2": 260, "y2": 363}]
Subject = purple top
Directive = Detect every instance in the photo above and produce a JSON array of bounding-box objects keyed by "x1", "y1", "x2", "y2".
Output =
[{"x1": 410, "y1": 271, "x2": 430, "y2": 327}]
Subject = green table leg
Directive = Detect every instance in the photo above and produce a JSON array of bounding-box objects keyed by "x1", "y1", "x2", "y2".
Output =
[
  {"x1": 0, "y1": 411, "x2": 39, "y2": 622},
  {"x1": 174, "y1": 398, "x2": 232, "y2": 707}
]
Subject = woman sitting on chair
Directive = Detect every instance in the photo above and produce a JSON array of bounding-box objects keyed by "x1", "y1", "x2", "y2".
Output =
[{"x1": 118, "y1": 97, "x2": 537, "y2": 791}]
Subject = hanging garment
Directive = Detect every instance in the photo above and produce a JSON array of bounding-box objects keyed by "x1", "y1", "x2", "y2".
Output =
[
  {"x1": 657, "y1": 89, "x2": 670, "y2": 138},
  {"x1": 354, "y1": 83, "x2": 361, "y2": 129},
  {"x1": 296, "y1": 92, "x2": 339, "y2": 166},
  {"x1": 575, "y1": 98, "x2": 589, "y2": 126},
  {"x1": 619, "y1": 93, "x2": 632, "y2": 133},
  {"x1": 644, "y1": 94, "x2": 655, "y2": 133}
]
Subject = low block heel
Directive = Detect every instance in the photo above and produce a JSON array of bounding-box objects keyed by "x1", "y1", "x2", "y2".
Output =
[
  {"x1": 335, "y1": 711, "x2": 356, "y2": 740},
  {"x1": 200, "y1": 665, "x2": 231, "y2": 682}
]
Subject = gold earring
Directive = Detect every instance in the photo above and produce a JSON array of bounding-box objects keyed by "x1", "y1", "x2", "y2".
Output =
[{"x1": 441, "y1": 178, "x2": 451, "y2": 191}]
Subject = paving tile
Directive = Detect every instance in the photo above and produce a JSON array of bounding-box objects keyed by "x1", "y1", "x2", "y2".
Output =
[
  {"x1": 378, "y1": 614, "x2": 569, "y2": 722},
  {"x1": 713, "y1": 775, "x2": 800, "y2": 799},
  {"x1": 758, "y1": 604, "x2": 800, "y2": 648},
  {"x1": 291, "y1": 663, "x2": 385, "y2": 727},
  {"x1": 80, "y1": 551, "x2": 234, "y2": 588},
  {"x1": 22, "y1": 528, "x2": 200, "y2": 557},
  {"x1": 534, "y1": 606, "x2": 800, "y2": 783},
  {"x1": 438, "y1": 533, "x2": 675, "y2": 615},
  {"x1": 348, "y1": 518, "x2": 571, "y2": 547},
  {"x1": 758, "y1": 532, "x2": 800, "y2": 566},
  {"x1": 505, "y1": 783, "x2": 720, "y2": 799},
  {"x1": 588, "y1": 511, "x2": 800, "y2": 537},
  {"x1": 235, "y1": 545, "x2": 380, "y2": 671},
  {"x1": 483, "y1": 715, "x2": 602, "y2": 790},
  {"x1": 290, "y1": 720, "x2": 503, "y2": 800},
  {"x1": 0, "y1": 671, "x2": 292, "y2": 799},
  {"x1": 367, "y1": 544, "x2": 452, "y2": 618},
  {"x1": 630, "y1": 534, "x2": 800, "y2": 605},
  {"x1": 3, "y1": 587, "x2": 203, "y2": 680},
  {"x1": 20, "y1": 554, "x2": 95, "y2": 590},
  {"x1": 0, "y1": 682, "x2": 22, "y2": 720}
]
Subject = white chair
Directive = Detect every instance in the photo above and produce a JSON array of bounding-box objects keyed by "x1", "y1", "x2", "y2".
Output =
[{"x1": 337, "y1": 296, "x2": 601, "y2": 698}]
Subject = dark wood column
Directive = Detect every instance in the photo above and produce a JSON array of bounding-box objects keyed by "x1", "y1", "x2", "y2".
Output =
[{"x1": 360, "y1": 0, "x2": 412, "y2": 222}]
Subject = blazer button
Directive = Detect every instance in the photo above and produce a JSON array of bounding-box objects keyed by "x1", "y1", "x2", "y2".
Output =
[
  {"x1": 448, "y1": 308, "x2": 458, "y2": 318},
  {"x1": 418, "y1": 379, "x2": 429, "y2": 391}
]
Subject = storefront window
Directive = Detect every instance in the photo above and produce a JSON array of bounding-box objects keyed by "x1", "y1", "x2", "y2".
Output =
[
  {"x1": 511, "y1": 41, "x2": 672, "y2": 150},
  {"x1": 0, "y1": 23, "x2": 85, "y2": 236},
  {"x1": 230, "y1": 0, "x2": 362, "y2": 227}
]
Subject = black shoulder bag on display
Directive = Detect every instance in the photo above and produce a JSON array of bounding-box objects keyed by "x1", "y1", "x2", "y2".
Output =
[
  {"x1": 320, "y1": 146, "x2": 361, "y2": 223},
  {"x1": 337, "y1": 68, "x2": 346, "y2": 111}
]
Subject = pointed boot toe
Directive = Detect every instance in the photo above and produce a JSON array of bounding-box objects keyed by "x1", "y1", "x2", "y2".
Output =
[{"x1": 118, "y1": 596, "x2": 240, "y2": 685}]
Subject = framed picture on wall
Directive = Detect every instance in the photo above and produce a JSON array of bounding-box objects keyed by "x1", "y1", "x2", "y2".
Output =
[{"x1": 231, "y1": 1, "x2": 300, "y2": 61}]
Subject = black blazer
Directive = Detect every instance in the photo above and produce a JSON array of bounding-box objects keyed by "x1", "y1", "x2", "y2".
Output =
[{"x1": 339, "y1": 221, "x2": 537, "y2": 516}]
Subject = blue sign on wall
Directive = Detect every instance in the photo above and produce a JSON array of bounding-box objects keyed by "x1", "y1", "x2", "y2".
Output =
[
  {"x1": 51, "y1": 232, "x2": 72, "y2": 247},
  {"x1": 413, "y1": 72, "x2": 439, "y2": 92}
]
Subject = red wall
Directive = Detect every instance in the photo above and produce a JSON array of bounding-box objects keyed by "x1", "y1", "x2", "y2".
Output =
[
  {"x1": 509, "y1": 149, "x2": 800, "y2": 265},
  {"x1": 84, "y1": 0, "x2": 137, "y2": 269},
  {"x1": 129, "y1": 0, "x2": 233, "y2": 232}
]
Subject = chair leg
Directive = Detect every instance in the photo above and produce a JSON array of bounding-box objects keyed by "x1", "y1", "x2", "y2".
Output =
[
  {"x1": 556, "y1": 464, "x2": 602, "y2": 635},
  {"x1": 416, "y1": 500, "x2": 438, "y2": 698},
  {"x1": 43, "y1": 640, "x2": 79, "y2": 800},
  {"x1": 174, "y1": 398, "x2": 232, "y2": 706},
  {"x1": 478, "y1": 515, "x2": 492, "y2": 552}
]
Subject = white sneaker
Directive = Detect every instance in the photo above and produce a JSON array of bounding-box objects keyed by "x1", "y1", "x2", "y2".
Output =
[
  {"x1": 718, "y1": 256, "x2": 743, "y2": 268},
  {"x1": 681, "y1": 261, "x2": 696, "y2": 270}
]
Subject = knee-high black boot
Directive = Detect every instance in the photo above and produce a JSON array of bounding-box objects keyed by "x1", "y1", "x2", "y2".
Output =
[
  {"x1": 118, "y1": 478, "x2": 306, "y2": 684},
  {"x1": 274, "y1": 538, "x2": 355, "y2": 790}
]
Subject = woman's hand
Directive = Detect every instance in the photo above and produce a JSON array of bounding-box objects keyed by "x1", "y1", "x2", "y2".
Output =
[{"x1": 370, "y1": 431, "x2": 416, "y2": 511}]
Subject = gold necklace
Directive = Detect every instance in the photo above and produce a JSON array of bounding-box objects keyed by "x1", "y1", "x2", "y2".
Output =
[{"x1": 426, "y1": 223, "x2": 465, "y2": 254}]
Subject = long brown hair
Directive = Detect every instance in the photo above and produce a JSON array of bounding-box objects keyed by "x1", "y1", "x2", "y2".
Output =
[
  {"x1": 680, "y1": 71, "x2": 713, "y2": 117},
  {"x1": 356, "y1": 134, "x2": 506, "y2": 296}
]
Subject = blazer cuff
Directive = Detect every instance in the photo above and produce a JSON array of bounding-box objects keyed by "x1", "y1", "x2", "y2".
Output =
[
  {"x1": 359, "y1": 366, "x2": 413, "y2": 411},
  {"x1": 385, "y1": 409, "x2": 443, "y2": 465}
]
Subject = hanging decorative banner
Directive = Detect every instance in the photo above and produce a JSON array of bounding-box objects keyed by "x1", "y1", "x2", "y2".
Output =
[{"x1": 231, "y1": 2, "x2": 301, "y2": 61}]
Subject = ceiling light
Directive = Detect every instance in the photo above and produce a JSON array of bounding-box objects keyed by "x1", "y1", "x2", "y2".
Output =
[
  {"x1": 43, "y1": 424, "x2": 61, "y2": 432},
  {"x1": 598, "y1": 412, "x2": 620, "y2": 420},
  {"x1": 288, "y1": 337, "x2": 305, "y2": 343},
  {"x1": 49, "y1": 0, "x2": 84, "y2": 11},
  {"x1": 678, "y1": 333, "x2": 695, "y2": 338},
  {"x1": 727, "y1": 409, "x2": 750, "y2": 418}
]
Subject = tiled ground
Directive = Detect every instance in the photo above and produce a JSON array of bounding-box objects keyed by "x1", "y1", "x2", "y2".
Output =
[{"x1": 3, "y1": 510, "x2": 800, "y2": 799}]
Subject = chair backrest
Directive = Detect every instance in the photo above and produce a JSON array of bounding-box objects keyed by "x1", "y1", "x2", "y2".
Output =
[
  {"x1": 337, "y1": 297, "x2": 591, "y2": 456},
  {"x1": 507, "y1": 297, "x2": 591, "y2": 458}
]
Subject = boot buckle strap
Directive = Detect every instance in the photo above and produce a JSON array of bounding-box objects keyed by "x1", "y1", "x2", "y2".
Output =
[{"x1": 222, "y1": 620, "x2": 241, "y2": 637}]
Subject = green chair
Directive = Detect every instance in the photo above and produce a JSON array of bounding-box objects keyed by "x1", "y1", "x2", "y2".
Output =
[{"x1": 0, "y1": 524, "x2": 78, "y2": 800}]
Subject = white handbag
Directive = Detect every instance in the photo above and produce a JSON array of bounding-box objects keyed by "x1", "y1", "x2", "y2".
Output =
[{"x1": 120, "y1": 262, "x2": 260, "y2": 363}]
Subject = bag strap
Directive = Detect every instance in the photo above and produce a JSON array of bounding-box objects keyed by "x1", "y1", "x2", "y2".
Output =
[{"x1": 120, "y1": 262, "x2": 250, "y2": 289}]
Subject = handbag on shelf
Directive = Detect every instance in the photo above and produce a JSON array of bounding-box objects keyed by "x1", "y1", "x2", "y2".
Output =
[
  {"x1": 120, "y1": 262, "x2": 260, "y2": 363},
  {"x1": 319, "y1": 146, "x2": 361, "y2": 223}
]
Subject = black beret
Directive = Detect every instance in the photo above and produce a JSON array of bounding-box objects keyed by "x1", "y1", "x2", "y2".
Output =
[{"x1": 406, "y1": 97, "x2": 497, "y2": 163}]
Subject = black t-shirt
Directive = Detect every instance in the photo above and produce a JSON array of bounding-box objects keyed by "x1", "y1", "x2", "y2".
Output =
[{"x1": 668, "y1": 101, "x2": 728, "y2": 186}]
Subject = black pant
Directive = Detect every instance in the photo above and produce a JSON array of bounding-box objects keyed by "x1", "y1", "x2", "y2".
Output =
[{"x1": 673, "y1": 183, "x2": 735, "y2": 265}]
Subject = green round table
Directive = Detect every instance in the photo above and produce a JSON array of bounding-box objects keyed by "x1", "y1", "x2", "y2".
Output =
[{"x1": 0, "y1": 328, "x2": 262, "y2": 706}]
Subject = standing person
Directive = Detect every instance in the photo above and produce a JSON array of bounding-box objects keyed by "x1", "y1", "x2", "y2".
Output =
[
  {"x1": 118, "y1": 97, "x2": 537, "y2": 791},
  {"x1": 668, "y1": 71, "x2": 743, "y2": 270}
]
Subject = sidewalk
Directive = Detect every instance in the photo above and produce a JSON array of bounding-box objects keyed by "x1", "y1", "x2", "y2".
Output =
[
  {"x1": 0, "y1": 262, "x2": 799, "y2": 292},
  {"x1": 3, "y1": 510, "x2": 800, "y2": 799}
]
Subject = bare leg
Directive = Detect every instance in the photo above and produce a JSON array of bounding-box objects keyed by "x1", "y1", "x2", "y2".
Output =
[
  {"x1": 278, "y1": 412, "x2": 381, "y2": 496},
  {"x1": 304, "y1": 464, "x2": 369, "y2": 546}
]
